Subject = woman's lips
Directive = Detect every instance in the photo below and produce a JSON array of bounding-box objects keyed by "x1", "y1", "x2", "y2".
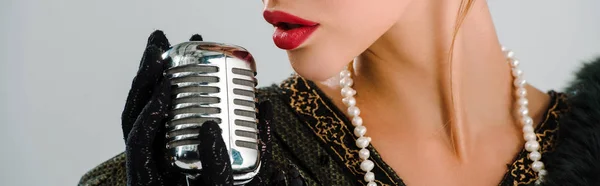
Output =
[
  {"x1": 271, "y1": 25, "x2": 319, "y2": 50},
  {"x1": 263, "y1": 11, "x2": 320, "y2": 50}
]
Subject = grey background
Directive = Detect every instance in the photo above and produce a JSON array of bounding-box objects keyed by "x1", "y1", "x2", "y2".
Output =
[{"x1": 1, "y1": 0, "x2": 599, "y2": 185}]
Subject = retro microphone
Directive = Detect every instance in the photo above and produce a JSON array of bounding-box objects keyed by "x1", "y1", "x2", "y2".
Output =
[{"x1": 161, "y1": 41, "x2": 260, "y2": 185}]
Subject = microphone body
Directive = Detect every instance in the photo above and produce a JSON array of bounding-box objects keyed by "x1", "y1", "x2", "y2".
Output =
[{"x1": 162, "y1": 41, "x2": 260, "y2": 185}]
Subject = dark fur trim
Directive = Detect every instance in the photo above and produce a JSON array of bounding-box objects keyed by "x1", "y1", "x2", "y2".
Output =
[{"x1": 543, "y1": 57, "x2": 600, "y2": 186}]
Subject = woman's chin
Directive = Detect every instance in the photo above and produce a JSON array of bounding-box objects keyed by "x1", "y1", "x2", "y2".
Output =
[
  {"x1": 289, "y1": 60, "x2": 344, "y2": 83},
  {"x1": 285, "y1": 42, "x2": 354, "y2": 83}
]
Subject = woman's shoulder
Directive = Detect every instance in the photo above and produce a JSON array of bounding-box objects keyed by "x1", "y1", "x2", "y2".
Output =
[
  {"x1": 543, "y1": 57, "x2": 600, "y2": 185},
  {"x1": 77, "y1": 152, "x2": 126, "y2": 186}
]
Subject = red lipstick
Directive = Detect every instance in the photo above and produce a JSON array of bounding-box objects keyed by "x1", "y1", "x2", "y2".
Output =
[{"x1": 263, "y1": 10, "x2": 319, "y2": 50}]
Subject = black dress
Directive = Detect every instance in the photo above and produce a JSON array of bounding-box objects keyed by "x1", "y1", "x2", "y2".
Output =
[{"x1": 79, "y1": 58, "x2": 600, "y2": 186}]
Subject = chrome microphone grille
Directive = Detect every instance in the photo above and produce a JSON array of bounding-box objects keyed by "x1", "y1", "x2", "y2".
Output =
[{"x1": 162, "y1": 41, "x2": 260, "y2": 184}]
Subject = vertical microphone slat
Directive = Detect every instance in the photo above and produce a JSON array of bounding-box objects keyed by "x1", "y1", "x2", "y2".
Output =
[{"x1": 223, "y1": 54, "x2": 260, "y2": 174}]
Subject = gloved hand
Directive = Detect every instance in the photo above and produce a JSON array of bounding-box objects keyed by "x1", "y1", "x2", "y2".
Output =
[
  {"x1": 122, "y1": 30, "x2": 206, "y2": 186},
  {"x1": 121, "y1": 30, "x2": 306, "y2": 186}
]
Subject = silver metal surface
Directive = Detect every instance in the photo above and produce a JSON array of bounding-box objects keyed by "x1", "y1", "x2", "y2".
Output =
[{"x1": 162, "y1": 41, "x2": 260, "y2": 185}]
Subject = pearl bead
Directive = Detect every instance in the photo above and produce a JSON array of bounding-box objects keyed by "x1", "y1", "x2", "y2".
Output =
[
  {"x1": 356, "y1": 137, "x2": 370, "y2": 148},
  {"x1": 512, "y1": 68, "x2": 523, "y2": 77},
  {"x1": 341, "y1": 87, "x2": 356, "y2": 97},
  {"x1": 537, "y1": 177, "x2": 545, "y2": 186},
  {"x1": 523, "y1": 124, "x2": 535, "y2": 133},
  {"x1": 360, "y1": 160, "x2": 375, "y2": 172},
  {"x1": 349, "y1": 89, "x2": 357, "y2": 97},
  {"x1": 367, "y1": 182, "x2": 377, "y2": 186},
  {"x1": 518, "y1": 97, "x2": 529, "y2": 106},
  {"x1": 524, "y1": 132, "x2": 537, "y2": 141},
  {"x1": 516, "y1": 88, "x2": 527, "y2": 97},
  {"x1": 343, "y1": 97, "x2": 356, "y2": 107},
  {"x1": 352, "y1": 116, "x2": 363, "y2": 126},
  {"x1": 539, "y1": 169, "x2": 548, "y2": 177},
  {"x1": 521, "y1": 116, "x2": 534, "y2": 126},
  {"x1": 340, "y1": 77, "x2": 354, "y2": 87},
  {"x1": 510, "y1": 59, "x2": 520, "y2": 67},
  {"x1": 354, "y1": 125, "x2": 367, "y2": 137},
  {"x1": 348, "y1": 106, "x2": 361, "y2": 117},
  {"x1": 514, "y1": 78, "x2": 527, "y2": 87},
  {"x1": 364, "y1": 172, "x2": 375, "y2": 182},
  {"x1": 529, "y1": 151, "x2": 542, "y2": 161},
  {"x1": 532, "y1": 161, "x2": 545, "y2": 172},
  {"x1": 506, "y1": 51, "x2": 515, "y2": 58},
  {"x1": 341, "y1": 90, "x2": 355, "y2": 99},
  {"x1": 340, "y1": 70, "x2": 351, "y2": 78},
  {"x1": 525, "y1": 140, "x2": 540, "y2": 152},
  {"x1": 341, "y1": 86, "x2": 350, "y2": 95},
  {"x1": 501, "y1": 46, "x2": 508, "y2": 52},
  {"x1": 518, "y1": 106, "x2": 529, "y2": 117},
  {"x1": 359, "y1": 148, "x2": 370, "y2": 160}
]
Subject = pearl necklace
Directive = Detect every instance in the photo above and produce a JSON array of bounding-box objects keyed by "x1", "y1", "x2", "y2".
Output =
[{"x1": 339, "y1": 47, "x2": 547, "y2": 186}]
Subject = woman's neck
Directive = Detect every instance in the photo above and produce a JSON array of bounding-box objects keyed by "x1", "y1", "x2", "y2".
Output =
[{"x1": 316, "y1": 0, "x2": 549, "y2": 160}]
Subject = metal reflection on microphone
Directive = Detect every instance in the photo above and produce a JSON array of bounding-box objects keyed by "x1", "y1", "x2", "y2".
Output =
[{"x1": 162, "y1": 41, "x2": 260, "y2": 185}]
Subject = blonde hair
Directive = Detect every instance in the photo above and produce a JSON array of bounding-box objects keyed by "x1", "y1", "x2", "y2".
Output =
[
  {"x1": 449, "y1": 0, "x2": 475, "y2": 61},
  {"x1": 446, "y1": 0, "x2": 475, "y2": 130}
]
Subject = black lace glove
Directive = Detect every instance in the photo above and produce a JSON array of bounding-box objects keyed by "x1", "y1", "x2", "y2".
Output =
[
  {"x1": 122, "y1": 30, "x2": 207, "y2": 186},
  {"x1": 122, "y1": 30, "x2": 306, "y2": 186}
]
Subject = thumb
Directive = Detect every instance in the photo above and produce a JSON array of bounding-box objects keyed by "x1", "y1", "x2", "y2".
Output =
[{"x1": 198, "y1": 120, "x2": 234, "y2": 186}]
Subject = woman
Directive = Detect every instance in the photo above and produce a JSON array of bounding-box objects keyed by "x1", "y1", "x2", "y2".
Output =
[{"x1": 79, "y1": 0, "x2": 600, "y2": 185}]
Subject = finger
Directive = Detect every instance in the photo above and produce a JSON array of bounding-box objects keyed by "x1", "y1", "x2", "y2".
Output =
[
  {"x1": 257, "y1": 101, "x2": 273, "y2": 161},
  {"x1": 258, "y1": 100, "x2": 274, "y2": 124},
  {"x1": 131, "y1": 79, "x2": 171, "y2": 146},
  {"x1": 123, "y1": 31, "x2": 170, "y2": 126},
  {"x1": 125, "y1": 80, "x2": 171, "y2": 186},
  {"x1": 244, "y1": 101, "x2": 275, "y2": 186},
  {"x1": 146, "y1": 30, "x2": 171, "y2": 55},
  {"x1": 198, "y1": 121, "x2": 234, "y2": 186},
  {"x1": 121, "y1": 45, "x2": 168, "y2": 141},
  {"x1": 189, "y1": 34, "x2": 204, "y2": 41}
]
